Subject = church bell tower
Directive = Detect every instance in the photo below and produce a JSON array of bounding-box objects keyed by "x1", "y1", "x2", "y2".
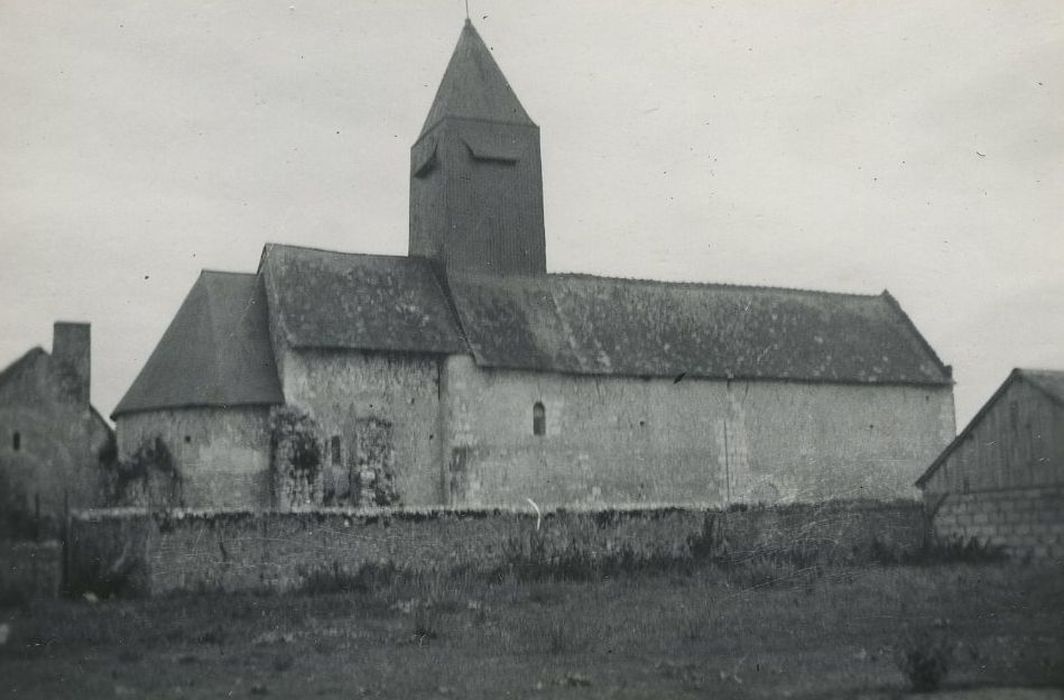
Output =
[{"x1": 409, "y1": 20, "x2": 546, "y2": 276}]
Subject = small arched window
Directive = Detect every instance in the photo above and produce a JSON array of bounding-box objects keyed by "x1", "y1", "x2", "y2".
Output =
[
  {"x1": 532, "y1": 402, "x2": 546, "y2": 437},
  {"x1": 331, "y1": 436, "x2": 342, "y2": 465},
  {"x1": 12, "y1": 431, "x2": 21, "y2": 451}
]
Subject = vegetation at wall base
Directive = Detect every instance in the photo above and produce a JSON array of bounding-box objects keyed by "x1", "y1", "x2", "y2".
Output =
[
  {"x1": 895, "y1": 627, "x2": 954, "y2": 692},
  {"x1": 871, "y1": 534, "x2": 1009, "y2": 566}
]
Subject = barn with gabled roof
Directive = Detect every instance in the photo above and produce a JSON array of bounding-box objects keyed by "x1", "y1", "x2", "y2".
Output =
[
  {"x1": 112, "y1": 20, "x2": 956, "y2": 510},
  {"x1": 917, "y1": 369, "x2": 1064, "y2": 559}
]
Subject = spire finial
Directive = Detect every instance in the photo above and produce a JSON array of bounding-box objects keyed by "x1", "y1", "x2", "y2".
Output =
[{"x1": 464, "y1": 0, "x2": 469, "y2": 21}]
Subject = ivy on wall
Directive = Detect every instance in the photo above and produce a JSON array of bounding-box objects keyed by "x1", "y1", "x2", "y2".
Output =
[
  {"x1": 111, "y1": 436, "x2": 182, "y2": 509},
  {"x1": 353, "y1": 416, "x2": 401, "y2": 508},
  {"x1": 269, "y1": 406, "x2": 324, "y2": 509}
]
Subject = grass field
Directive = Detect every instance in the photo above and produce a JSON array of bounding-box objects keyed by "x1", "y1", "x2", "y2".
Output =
[{"x1": 2, "y1": 561, "x2": 1062, "y2": 699}]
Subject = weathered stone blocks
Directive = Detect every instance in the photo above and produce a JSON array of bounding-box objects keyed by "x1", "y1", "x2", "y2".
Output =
[
  {"x1": 68, "y1": 500, "x2": 926, "y2": 596},
  {"x1": 931, "y1": 485, "x2": 1064, "y2": 561}
]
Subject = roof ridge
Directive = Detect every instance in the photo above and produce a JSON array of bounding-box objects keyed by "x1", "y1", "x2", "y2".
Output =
[
  {"x1": 199, "y1": 268, "x2": 257, "y2": 278},
  {"x1": 0, "y1": 346, "x2": 47, "y2": 389},
  {"x1": 263, "y1": 242, "x2": 415, "y2": 262},
  {"x1": 1016, "y1": 367, "x2": 1064, "y2": 377},
  {"x1": 547, "y1": 271, "x2": 883, "y2": 299}
]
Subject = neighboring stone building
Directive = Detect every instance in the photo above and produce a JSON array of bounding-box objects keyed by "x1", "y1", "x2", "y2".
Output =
[
  {"x1": 0, "y1": 323, "x2": 114, "y2": 534},
  {"x1": 113, "y1": 20, "x2": 956, "y2": 511},
  {"x1": 917, "y1": 369, "x2": 1064, "y2": 559}
]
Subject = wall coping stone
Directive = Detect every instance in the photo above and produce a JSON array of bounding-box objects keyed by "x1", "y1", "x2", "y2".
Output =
[{"x1": 71, "y1": 498, "x2": 923, "y2": 523}]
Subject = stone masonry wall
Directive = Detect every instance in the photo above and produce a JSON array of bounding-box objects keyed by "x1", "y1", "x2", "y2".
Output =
[
  {"x1": 116, "y1": 407, "x2": 272, "y2": 509},
  {"x1": 441, "y1": 356, "x2": 956, "y2": 508},
  {"x1": 279, "y1": 349, "x2": 443, "y2": 507},
  {"x1": 0, "y1": 350, "x2": 112, "y2": 523},
  {"x1": 67, "y1": 500, "x2": 925, "y2": 596},
  {"x1": 929, "y1": 485, "x2": 1064, "y2": 560}
]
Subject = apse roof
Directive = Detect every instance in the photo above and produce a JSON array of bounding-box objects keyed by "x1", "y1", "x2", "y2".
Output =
[{"x1": 112, "y1": 271, "x2": 284, "y2": 417}]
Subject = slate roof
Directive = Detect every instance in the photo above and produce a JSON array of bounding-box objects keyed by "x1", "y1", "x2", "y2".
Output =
[
  {"x1": 418, "y1": 19, "x2": 534, "y2": 139},
  {"x1": 118, "y1": 251, "x2": 952, "y2": 416},
  {"x1": 260, "y1": 245, "x2": 467, "y2": 355},
  {"x1": 112, "y1": 271, "x2": 284, "y2": 417},
  {"x1": 446, "y1": 272, "x2": 953, "y2": 385},
  {"x1": 915, "y1": 368, "x2": 1064, "y2": 487}
]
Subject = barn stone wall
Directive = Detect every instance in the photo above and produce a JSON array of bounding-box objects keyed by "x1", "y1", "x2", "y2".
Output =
[
  {"x1": 116, "y1": 406, "x2": 272, "y2": 509},
  {"x1": 928, "y1": 485, "x2": 1064, "y2": 560},
  {"x1": 441, "y1": 356, "x2": 955, "y2": 508},
  {"x1": 278, "y1": 349, "x2": 443, "y2": 507},
  {"x1": 67, "y1": 500, "x2": 925, "y2": 596}
]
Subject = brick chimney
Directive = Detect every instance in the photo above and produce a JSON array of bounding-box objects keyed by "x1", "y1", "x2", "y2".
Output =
[{"x1": 53, "y1": 322, "x2": 90, "y2": 406}]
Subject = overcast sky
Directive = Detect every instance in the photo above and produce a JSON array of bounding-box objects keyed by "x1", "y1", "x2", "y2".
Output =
[{"x1": 1, "y1": 1, "x2": 1061, "y2": 428}]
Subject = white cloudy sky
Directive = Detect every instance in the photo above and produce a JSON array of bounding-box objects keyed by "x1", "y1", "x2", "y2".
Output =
[{"x1": 1, "y1": 1, "x2": 1061, "y2": 427}]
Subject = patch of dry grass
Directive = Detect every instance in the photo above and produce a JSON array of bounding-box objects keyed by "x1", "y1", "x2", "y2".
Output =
[{"x1": 2, "y1": 562, "x2": 1061, "y2": 698}]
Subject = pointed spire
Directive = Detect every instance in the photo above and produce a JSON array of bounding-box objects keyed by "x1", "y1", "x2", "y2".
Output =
[{"x1": 419, "y1": 20, "x2": 534, "y2": 138}]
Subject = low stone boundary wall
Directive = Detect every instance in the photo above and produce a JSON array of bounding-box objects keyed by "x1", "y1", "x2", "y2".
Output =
[
  {"x1": 65, "y1": 500, "x2": 926, "y2": 596},
  {"x1": 0, "y1": 541, "x2": 63, "y2": 599},
  {"x1": 930, "y1": 485, "x2": 1064, "y2": 560}
]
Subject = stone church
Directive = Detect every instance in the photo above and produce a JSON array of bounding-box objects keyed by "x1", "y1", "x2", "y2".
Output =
[{"x1": 113, "y1": 21, "x2": 956, "y2": 511}]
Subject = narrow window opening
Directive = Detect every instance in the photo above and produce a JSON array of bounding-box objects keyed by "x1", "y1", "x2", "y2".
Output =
[
  {"x1": 12, "y1": 431, "x2": 21, "y2": 451},
  {"x1": 532, "y1": 402, "x2": 546, "y2": 437},
  {"x1": 184, "y1": 435, "x2": 192, "y2": 444},
  {"x1": 331, "y1": 436, "x2": 342, "y2": 466}
]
